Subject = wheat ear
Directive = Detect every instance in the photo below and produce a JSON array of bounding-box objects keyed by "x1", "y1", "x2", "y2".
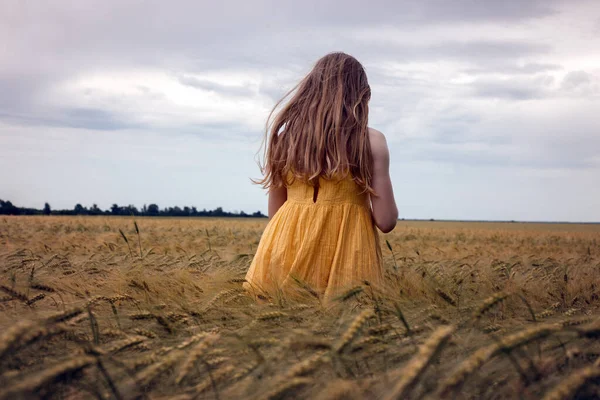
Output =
[
  {"x1": 175, "y1": 333, "x2": 219, "y2": 384},
  {"x1": 439, "y1": 323, "x2": 561, "y2": 396},
  {"x1": 259, "y1": 377, "x2": 313, "y2": 400},
  {"x1": 283, "y1": 350, "x2": 329, "y2": 380},
  {"x1": 334, "y1": 309, "x2": 375, "y2": 353},
  {"x1": 0, "y1": 321, "x2": 36, "y2": 361},
  {"x1": 383, "y1": 325, "x2": 455, "y2": 400},
  {"x1": 473, "y1": 292, "x2": 510, "y2": 320},
  {"x1": 103, "y1": 336, "x2": 146, "y2": 353},
  {"x1": 135, "y1": 351, "x2": 181, "y2": 387},
  {"x1": 0, "y1": 285, "x2": 28, "y2": 302},
  {"x1": 542, "y1": 359, "x2": 600, "y2": 400},
  {"x1": 0, "y1": 356, "x2": 94, "y2": 399},
  {"x1": 0, "y1": 323, "x2": 67, "y2": 363},
  {"x1": 193, "y1": 364, "x2": 235, "y2": 395}
]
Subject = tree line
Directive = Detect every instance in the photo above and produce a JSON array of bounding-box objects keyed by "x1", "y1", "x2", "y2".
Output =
[{"x1": 0, "y1": 199, "x2": 266, "y2": 218}]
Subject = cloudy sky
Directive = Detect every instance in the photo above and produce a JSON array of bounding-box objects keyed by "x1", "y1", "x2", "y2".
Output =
[{"x1": 1, "y1": 0, "x2": 599, "y2": 222}]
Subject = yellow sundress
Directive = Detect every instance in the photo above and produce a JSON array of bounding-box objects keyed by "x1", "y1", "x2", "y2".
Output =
[{"x1": 244, "y1": 174, "x2": 383, "y2": 301}]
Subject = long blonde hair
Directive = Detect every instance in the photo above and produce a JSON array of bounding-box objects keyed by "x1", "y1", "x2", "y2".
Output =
[{"x1": 256, "y1": 52, "x2": 374, "y2": 193}]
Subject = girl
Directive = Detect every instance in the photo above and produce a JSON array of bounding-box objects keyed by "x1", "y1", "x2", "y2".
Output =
[{"x1": 244, "y1": 52, "x2": 398, "y2": 301}]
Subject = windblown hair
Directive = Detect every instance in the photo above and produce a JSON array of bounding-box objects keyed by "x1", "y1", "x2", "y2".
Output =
[{"x1": 256, "y1": 52, "x2": 374, "y2": 193}]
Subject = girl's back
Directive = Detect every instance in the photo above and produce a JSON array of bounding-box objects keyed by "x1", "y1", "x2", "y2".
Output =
[{"x1": 244, "y1": 53, "x2": 397, "y2": 301}]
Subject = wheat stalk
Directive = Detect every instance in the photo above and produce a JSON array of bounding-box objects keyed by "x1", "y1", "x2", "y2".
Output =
[
  {"x1": 259, "y1": 377, "x2": 313, "y2": 400},
  {"x1": 334, "y1": 309, "x2": 375, "y2": 353},
  {"x1": 383, "y1": 325, "x2": 455, "y2": 400},
  {"x1": 542, "y1": 359, "x2": 600, "y2": 400},
  {"x1": 133, "y1": 328, "x2": 158, "y2": 339},
  {"x1": 334, "y1": 286, "x2": 364, "y2": 302},
  {"x1": 193, "y1": 364, "x2": 235, "y2": 395},
  {"x1": 435, "y1": 288, "x2": 457, "y2": 307},
  {"x1": 176, "y1": 332, "x2": 210, "y2": 350},
  {"x1": 175, "y1": 333, "x2": 219, "y2": 384},
  {"x1": 439, "y1": 323, "x2": 562, "y2": 396},
  {"x1": 206, "y1": 356, "x2": 229, "y2": 368},
  {"x1": 46, "y1": 307, "x2": 84, "y2": 324},
  {"x1": 473, "y1": 292, "x2": 509, "y2": 320},
  {"x1": 30, "y1": 283, "x2": 55, "y2": 293},
  {"x1": 103, "y1": 336, "x2": 146, "y2": 353},
  {"x1": 316, "y1": 379, "x2": 362, "y2": 400},
  {"x1": 25, "y1": 293, "x2": 46, "y2": 306},
  {"x1": 255, "y1": 311, "x2": 288, "y2": 321},
  {"x1": 101, "y1": 328, "x2": 127, "y2": 338},
  {"x1": 128, "y1": 311, "x2": 155, "y2": 320},
  {"x1": 573, "y1": 318, "x2": 600, "y2": 338},
  {"x1": 0, "y1": 320, "x2": 36, "y2": 361},
  {"x1": 289, "y1": 337, "x2": 332, "y2": 351},
  {"x1": 135, "y1": 351, "x2": 181, "y2": 387},
  {"x1": 282, "y1": 350, "x2": 328, "y2": 380},
  {"x1": 0, "y1": 356, "x2": 94, "y2": 399},
  {"x1": 0, "y1": 285, "x2": 28, "y2": 302},
  {"x1": 125, "y1": 353, "x2": 158, "y2": 370},
  {"x1": 0, "y1": 323, "x2": 68, "y2": 363},
  {"x1": 204, "y1": 288, "x2": 244, "y2": 312}
]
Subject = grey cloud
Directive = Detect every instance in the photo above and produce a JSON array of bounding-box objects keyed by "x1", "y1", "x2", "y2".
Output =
[
  {"x1": 344, "y1": 40, "x2": 554, "y2": 80},
  {"x1": 463, "y1": 63, "x2": 563, "y2": 76},
  {"x1": 561, "y1": 70, "x2": 593, "y2": 90},
  {"x1": 397, "y1": 132, "x2": 600, "y2": 170},
  {"x1": 0, "y1": 107, "x2": 141, "y2": 131},
  {"x1": 473, "y1": 82, "x2": 545, "y2": 100},
  {"x1": 0, "y1": 1, "x2": 564, "y2": 77},
  {"x1": 0, "y1": 77, "x2": 44, "y2": 108},
  {"x1": 178, "y1": 75, "x2": 256, "y2": 97},
  {"x1": 174, "y1": 121, "x2": 261, "y2": 141},
  {"x1": 470, "y1": 75, "x2": 554, "y2": 100},
  {"x1": 61, "y1": 108, "x2": 142, "y2": 131},
  {"x1": 428, "y1": 41, "x2": 551, "y2": 62}
]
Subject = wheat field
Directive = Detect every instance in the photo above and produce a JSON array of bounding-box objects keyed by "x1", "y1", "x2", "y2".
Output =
[{"x1": 1, "y1": 216, "x2": 599, "y2": 399}]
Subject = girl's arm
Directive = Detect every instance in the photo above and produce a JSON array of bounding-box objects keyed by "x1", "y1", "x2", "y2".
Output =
[
  {"x1": 268, "y1": 186, "x2": 287, "y2": 218},
  {"x1": 369, "y1": 128, "x2": 398, "y2": 233}
]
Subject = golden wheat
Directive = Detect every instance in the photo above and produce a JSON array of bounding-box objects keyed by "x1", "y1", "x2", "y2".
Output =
[
  {"x1": 334, "y1": 309, "x2": 375, "y2": 353},
  {"x1": 1, "y1": 216, "x2": 599, "y2": 399},
  {"x1": 383, "y1": 325, "x2": 455, "y2": 400},
  {"x1": 175, "y1": 333, "x2": 219, "y2": 384},
  {"x1": 473, "y1": 292, "x2": 510, "y2": 320},
  {"x1": 542, "y1": 360, "x2": 600, "y2": 400},
  {"x1": 0, "y1": 356, "x2": 94, "y2": 399},
  {"x1": 259, "y1": 377, "x2": 313, "y2": 400}
]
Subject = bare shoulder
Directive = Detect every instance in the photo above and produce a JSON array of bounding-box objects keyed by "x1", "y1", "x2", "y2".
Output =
[{"x1": 368, "y1": 127, "x2": 389, "y2": 157}]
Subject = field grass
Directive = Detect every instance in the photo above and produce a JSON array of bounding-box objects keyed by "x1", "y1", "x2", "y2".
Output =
[{"x1": 1, "y1": 216, "x2": 599, "y2": 399}]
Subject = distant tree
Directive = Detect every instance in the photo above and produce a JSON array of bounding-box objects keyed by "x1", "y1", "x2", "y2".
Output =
[
  {"x1": 147, "y1": 204, "x2": 159, "y2": 216},
  {"x1": 172, "y1": 206, "x2": 183, "y2": 216},
  {"x1": 124, "y1": 205, "x2": 139, "y2": 215},
  {"x1": 0, "y1": 200, "x2": 19, "y2": 215},
  {"x1": 89, "y1": 204, "x2": 102, "y2": 215},
  {"x1": 0, "y1": 199, "x2": 266, "y2": 219},
  {"x1": 111, "y1": 204, "x2": 120, "y2": 215}
]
